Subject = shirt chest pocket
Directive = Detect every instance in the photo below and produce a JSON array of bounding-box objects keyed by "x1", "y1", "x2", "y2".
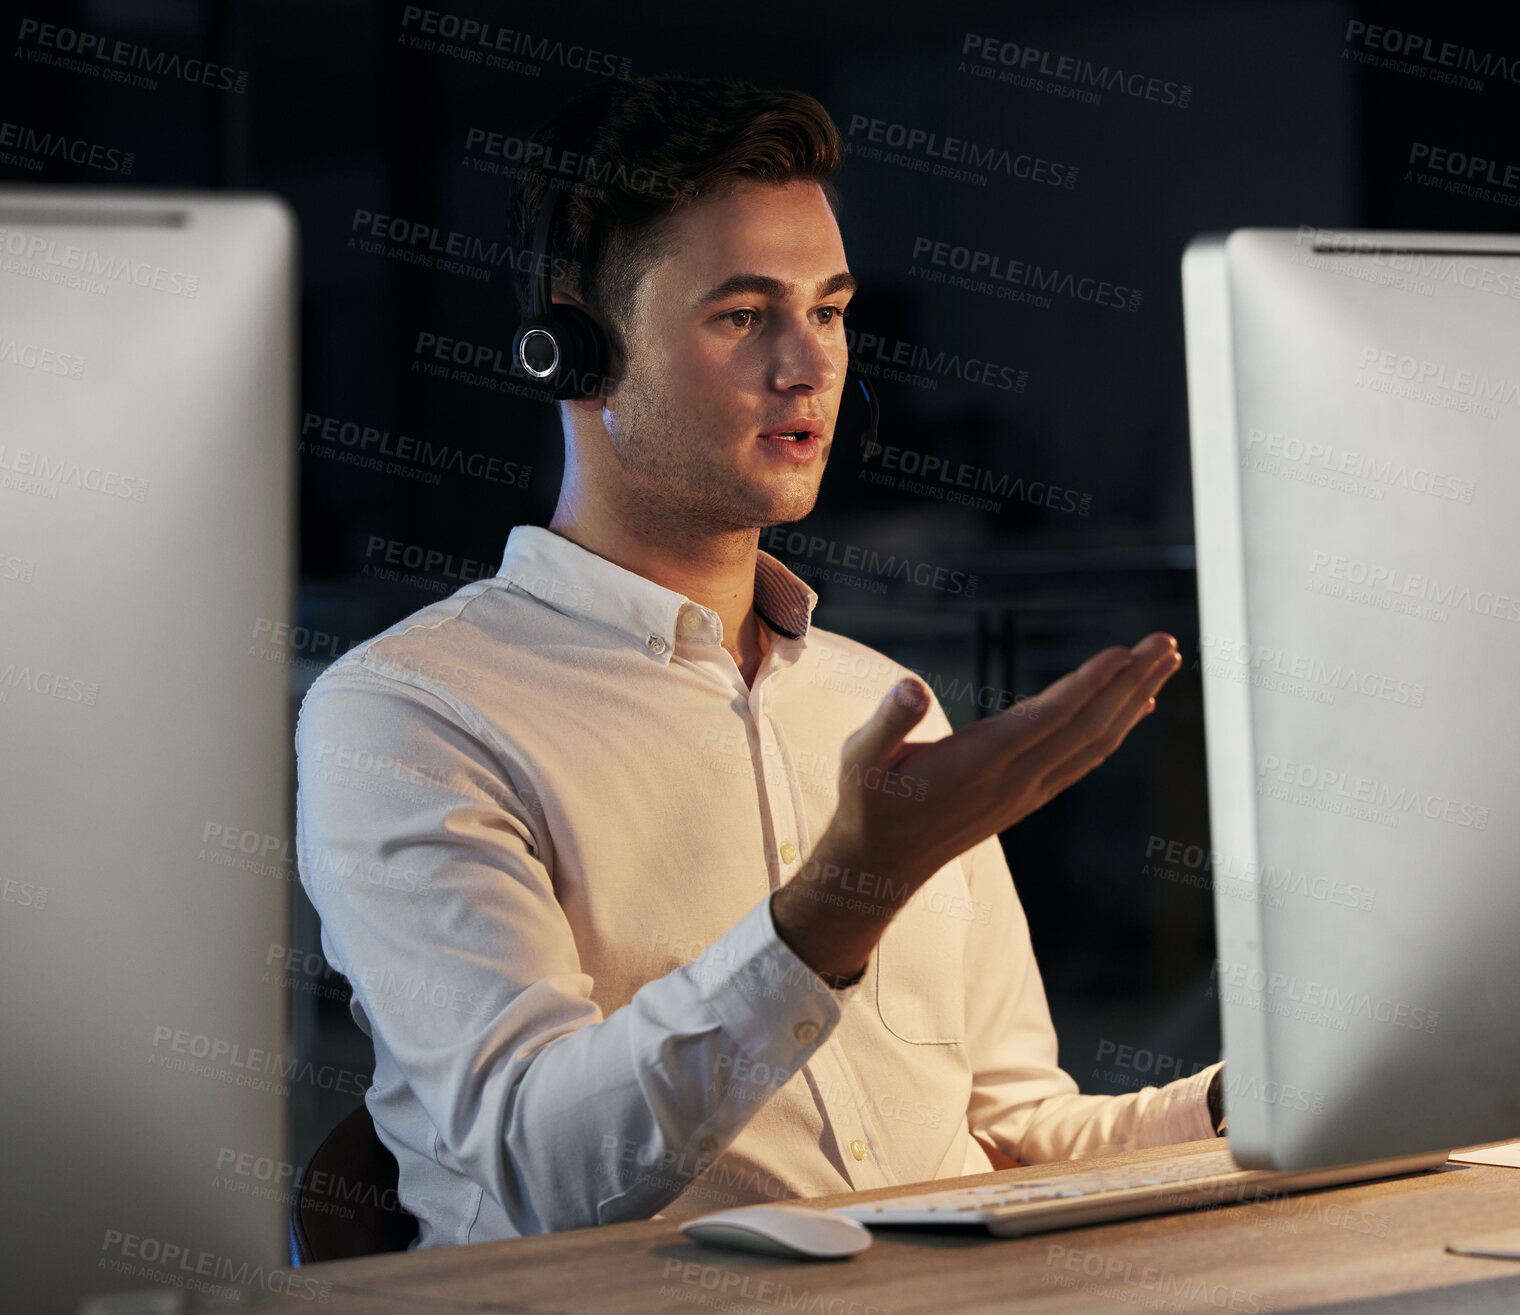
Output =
[{"x1": 873, "y1": 859, "x2": 973, "y2": 1045}]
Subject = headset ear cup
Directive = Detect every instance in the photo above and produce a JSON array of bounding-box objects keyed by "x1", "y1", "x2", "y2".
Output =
[
  {"x1": 549, "y1": 302, "x2": 612, "y2": 400},
  {"x1": 512, "y1": 305, "x2": 612, "y2": 401},
  {"x1": 513, "y1": 315, "x2": 565, "y2": 388}
]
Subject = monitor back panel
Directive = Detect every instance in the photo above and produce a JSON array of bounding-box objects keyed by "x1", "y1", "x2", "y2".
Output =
[
  {"x1": 0, "y1": 187, "x2": 297, "y2": 1310},
  {"x1": 1183, "y1": 228, "x2": 1520, "y2": 1169}
]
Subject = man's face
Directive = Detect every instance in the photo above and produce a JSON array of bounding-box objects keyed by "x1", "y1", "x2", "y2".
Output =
[{"x1": 593, "y1": 178, "x2": 854, "y2": 534}]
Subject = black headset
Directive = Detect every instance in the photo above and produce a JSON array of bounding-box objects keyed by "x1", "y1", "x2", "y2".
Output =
[{"x1": 511, "y1": 182, "x2": 880, "y2": 455}]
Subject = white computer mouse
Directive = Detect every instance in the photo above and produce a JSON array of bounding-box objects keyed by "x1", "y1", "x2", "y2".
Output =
[{"x1": 679, "y1": 1203, "x2": 873, "y2": 1259}]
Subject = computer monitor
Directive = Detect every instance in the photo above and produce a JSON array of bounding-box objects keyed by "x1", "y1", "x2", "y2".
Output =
[
  {"x1": 1183, "y1": 227, "x2": 1520, "y2": 1170},
  {"x1": 0, "y1": 187, "x2": 297, "y2": 1312}
]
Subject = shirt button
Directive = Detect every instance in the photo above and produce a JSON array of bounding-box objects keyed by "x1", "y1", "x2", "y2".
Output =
[
  {"x1": 646, "y1": 634, "x2": 667, "y2": 655},
  {"x1": 680, "y1": 610, "x2": 704, "y2": 633},
  {"x1": 780, "y1": 842, "x2": 798, "y2": 864},
  {"x1": 850, "y1": 1139, "x2": 869, "y2": 1162},
  {"x1": 793, "y1": 1020, "x2": 819, "y2": 1045},
  {"x1": 698, "y1": 1135, "x2": 718, "y2": 1155}
]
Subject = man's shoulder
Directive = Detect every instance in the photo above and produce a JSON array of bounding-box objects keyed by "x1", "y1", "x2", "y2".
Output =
[{"x1": 298, "y1": 578, "x2": 526, "y2": 722}]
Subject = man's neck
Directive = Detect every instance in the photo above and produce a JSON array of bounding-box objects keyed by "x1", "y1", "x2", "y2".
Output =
[{"x1": 546, "y1": 511, "x2": 763, "y2": 669}]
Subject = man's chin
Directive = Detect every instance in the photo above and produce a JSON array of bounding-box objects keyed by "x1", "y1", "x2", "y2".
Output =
[{"x1": 751, "y1": 488, "x2": 823, "y2": 529}]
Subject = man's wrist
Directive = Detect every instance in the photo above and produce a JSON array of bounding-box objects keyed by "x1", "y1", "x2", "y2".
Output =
[{"x1": 819, "y1": 961, "x2": 865, "y2": 991}]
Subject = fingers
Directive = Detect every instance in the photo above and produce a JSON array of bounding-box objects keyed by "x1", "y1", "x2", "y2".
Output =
[
  {"x1": 1001, "y1": 644, "x2": 1136, "y2": 751},
  {"x1": 956, "y1": 633, "x2": 1180, "y2": 812},
  {"x1": 844, "y1": 675, "x2": 931, "y2": 770},
  {"x1": 1012, "y1": 634, "x2": 1176, "y2": 738},
  {"x1": 1027, "y1": 643, "x2": 1181, "y2": 794}
]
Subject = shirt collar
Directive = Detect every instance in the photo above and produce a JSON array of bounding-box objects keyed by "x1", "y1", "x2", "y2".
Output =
[{"x1": 496, "y1": 525, "x2": 819, "y2": 662}]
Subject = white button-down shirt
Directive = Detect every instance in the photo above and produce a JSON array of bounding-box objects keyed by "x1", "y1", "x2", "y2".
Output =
[{"x1": 294, "y1": 525, "x2": 1218, "y2": 1249}]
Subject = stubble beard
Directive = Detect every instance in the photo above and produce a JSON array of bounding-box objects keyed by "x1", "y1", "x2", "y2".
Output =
[{"x1": 602, "y1": 360, "x2": 822, "y2": 543}]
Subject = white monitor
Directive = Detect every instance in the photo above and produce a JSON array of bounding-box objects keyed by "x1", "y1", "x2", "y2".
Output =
[
  {"x1": 0, "y1": 187, "x2": 298, "y2": 1311},
  {"x1": 1183, "y1": 227, "x2": 1520, "y2": 1169}
]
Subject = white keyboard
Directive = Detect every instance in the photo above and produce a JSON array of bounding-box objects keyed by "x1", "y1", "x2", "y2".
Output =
[{"x1": 828, "y1": 1144, "x2": 1448, "y2": 1238}]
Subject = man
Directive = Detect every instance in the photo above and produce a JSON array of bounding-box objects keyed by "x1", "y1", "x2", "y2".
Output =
[{"x1": 294, "y1": 74, "x2": 1221, "y2": 1251}]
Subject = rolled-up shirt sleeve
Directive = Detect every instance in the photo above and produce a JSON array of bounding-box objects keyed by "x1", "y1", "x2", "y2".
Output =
[
  {"x1": 294, "y1": 660, "x2": 847, "y2": 1235},
  {"x1": 940, "y1": 706, "x2": 1220, "y2": 1162}
]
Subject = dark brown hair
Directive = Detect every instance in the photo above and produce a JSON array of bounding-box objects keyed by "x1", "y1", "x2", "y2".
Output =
[{"x1": 508, "y1": 75, "x2": 842, "y2": 351}]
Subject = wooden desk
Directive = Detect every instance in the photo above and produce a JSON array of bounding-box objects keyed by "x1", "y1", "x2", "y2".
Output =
[{"x1": 267, "y1": 1139, "x2": 1520, "y2": 1313}]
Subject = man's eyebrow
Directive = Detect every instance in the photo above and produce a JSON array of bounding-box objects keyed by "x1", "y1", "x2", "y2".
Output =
[{"x1": 694, "y1": 271, "x2": 858, "y2": 308}]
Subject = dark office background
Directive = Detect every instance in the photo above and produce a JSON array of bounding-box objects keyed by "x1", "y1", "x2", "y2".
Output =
[{"x1": 7, "y1": 0, "x2": 1518, "y2": 1178}]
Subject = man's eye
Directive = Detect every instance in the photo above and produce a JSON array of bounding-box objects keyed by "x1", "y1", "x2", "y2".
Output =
[
  {"x1": 721, "y1": 309, "x2": 758, "y2": 329},
  {"x1": 819, "y1": 306, "x2": 850, "y2": 326}
]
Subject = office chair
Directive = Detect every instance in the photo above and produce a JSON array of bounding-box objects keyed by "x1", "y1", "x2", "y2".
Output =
[{"x1": 288, "y1": 1103, "x2": 419, "y2": 1265}]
